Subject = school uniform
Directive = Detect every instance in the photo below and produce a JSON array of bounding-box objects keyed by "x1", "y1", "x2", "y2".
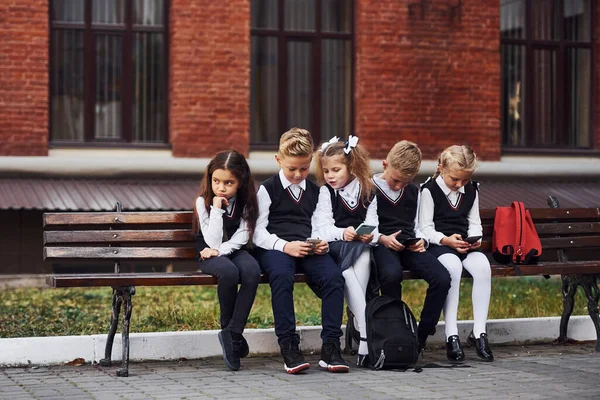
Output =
[
  {"x1": 195, "y1": 196, "x2": 261, "y2": 335},
  {"x1": 419, "y1": 175, "x2": 493, "y2": 361},
  {"x1": 371, "y1": 173, "x2": 451, "y2": 337},
  {"x1": 253, "y1": 171, "x2": 345, "y2": 345}
]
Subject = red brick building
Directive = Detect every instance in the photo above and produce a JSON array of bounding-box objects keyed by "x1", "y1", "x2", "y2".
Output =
[
  {"x1": 0, "y1": 1, "x2": 598, "y2": 274},
  {"x1": 1, "y1": 0, "x2": 598, "y2": 159}
]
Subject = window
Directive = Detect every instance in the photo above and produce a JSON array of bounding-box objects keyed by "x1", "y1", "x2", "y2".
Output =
[
  {"x1": 501, "y1": 0, "x2": 593, "y2": 150},
  {"x1": 50, "y1": 0, "x2": 168, "y2": 145},
  {"x1": 250, "y1": 0, "x2": 353, "y2": 147}
]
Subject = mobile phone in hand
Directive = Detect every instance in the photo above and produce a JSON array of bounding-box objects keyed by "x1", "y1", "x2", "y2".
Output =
[
  {"x1": 355, "y1": 223, "x2": 376, "y2": 236},
  {"x1": 402, "y1": 237, "x2": 422, "y2": 247},
  {"x1": 463, "y1": 236, "x2": 482, "y2": 244}
]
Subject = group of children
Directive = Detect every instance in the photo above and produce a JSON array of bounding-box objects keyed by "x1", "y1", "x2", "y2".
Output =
[{"x1": 193, "y1": 127, "x2": 494, "y2": 373}]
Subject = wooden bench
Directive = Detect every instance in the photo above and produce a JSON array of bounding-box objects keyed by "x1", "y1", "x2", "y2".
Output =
[{"x1": 43, "y1": 197, "x2": 600, "y2": 376}]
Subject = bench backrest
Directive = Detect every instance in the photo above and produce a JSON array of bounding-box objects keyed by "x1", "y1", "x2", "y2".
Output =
[{"x1": 43, "y1": 208, "x2": 600, "y2": 264}]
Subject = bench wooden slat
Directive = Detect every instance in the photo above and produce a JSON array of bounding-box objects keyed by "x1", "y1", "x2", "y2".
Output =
[
  {"x1": 540, "y1": 236, "x2": 600, "y2": 249},
  {"x1": 43, "y1": 212, "x2": 193, "y2": 227},
  {"x1": 44, "y1": 247, "x2": 197, "y2": 260},
  {"x1": 480, "y1": 208, "x2": 600, "y2": 220},
  {"x1": 46, "y1": 273, "x2": 309, "y2": 287},
  {"x1": 534, "y1": 222, "x2": 600, "y2": 235},
  {"x1": 44, "y1": 230, "x2": 195, "y2": 244}
]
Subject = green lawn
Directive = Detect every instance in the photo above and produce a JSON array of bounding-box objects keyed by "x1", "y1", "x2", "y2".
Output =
[{"x1": 0, "y1": 277, "x2": 590, "y2": 338}]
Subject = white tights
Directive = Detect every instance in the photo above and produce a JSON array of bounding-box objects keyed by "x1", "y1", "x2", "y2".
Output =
[
  {"x1": 438, "y1": 252, "x2": 491, "y2": 339},
  {"x1": 342, "y1": 249, "x2": 371, "y2": 355}
]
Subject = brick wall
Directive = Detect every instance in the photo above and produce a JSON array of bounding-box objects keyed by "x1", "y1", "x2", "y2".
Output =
[
  {"x1": 169, "y1": 0, "x2": 250, "y2": 158},
  {"x1": 0, "y1": 1, "x2": 48, "y2": 156},
  {"x1": 355, "y1": 0, "x2": 501, "y2": 161},
  {"x1": 595, "y1": 2, "x2": 600, "y2": 151}
]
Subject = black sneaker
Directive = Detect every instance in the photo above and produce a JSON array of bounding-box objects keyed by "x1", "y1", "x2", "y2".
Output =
[
  {"x1": 218, "y1": 329, "x2": 240, "y2": 371},
  {"x1": 280, "y1": 335, "x2": 310, "y2": 374},
  {"x1": 319, "y1": 340, "x2": 350, "y2": 373}
]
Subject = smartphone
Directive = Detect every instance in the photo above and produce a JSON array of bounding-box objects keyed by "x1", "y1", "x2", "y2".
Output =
[
  {"x1": 463, "y1": 236, "x2": 482, "y2": 244},
  {"x1": 355, "y1": 223, "x2": 376, "y2": 236},
  {"x1": 402, "y1": 237, "x2": 422, "y2": 247},
  {"x1": 306, "y1": 238, "x2": 322, "y2": 246}
]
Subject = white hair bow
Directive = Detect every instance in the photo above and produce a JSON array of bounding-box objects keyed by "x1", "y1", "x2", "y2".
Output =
[
  {"x1": 344, "y1": 135, "x2": 359, "y2": 154},
  {"x1": 320, "y1": 136, "x2": 339, "y2": 152}
]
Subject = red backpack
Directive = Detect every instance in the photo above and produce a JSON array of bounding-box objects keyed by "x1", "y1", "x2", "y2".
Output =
[{"x1": 492, "y1": 201, "x2": 542, "y2": 274}]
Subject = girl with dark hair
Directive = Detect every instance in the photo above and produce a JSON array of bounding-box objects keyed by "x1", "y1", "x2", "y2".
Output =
[{"x1": 193, "y1": 150, "x2": 260, "y2": 371}]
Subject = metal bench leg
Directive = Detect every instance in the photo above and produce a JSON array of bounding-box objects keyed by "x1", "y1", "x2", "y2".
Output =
[
  {"x1": 557, "y1": 279, "x2": 577, "y2": 344},
  {"x1": 117, "y1": 286, "x2": 135, "y2": 377},
  {"x1": 100, "y1": 289, "x2": 123, "y2": 367},
  {"x1": 582, "y1": 281, "x2": 600, "y2": 352}
]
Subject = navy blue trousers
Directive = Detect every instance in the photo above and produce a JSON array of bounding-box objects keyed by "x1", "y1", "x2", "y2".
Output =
[
  {"x1": 373, "y1": 246, "x2": 451, "y2": 336},
  {"x1": 257, "y1": 249, "x2": 345, "y2": 345}
]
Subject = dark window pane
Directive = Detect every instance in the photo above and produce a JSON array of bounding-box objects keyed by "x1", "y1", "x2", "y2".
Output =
[
  {"x1": 532, "y1": 49, "x2": 556, "y2": 146},
  {"x1": 565, "y1": 48, "x2": 591, "y2": 147},
  {"x1": 95, "y1": 35, "x2": 123, "y2": 140},
  {"x1": 322, "y1": 39, "x2": 351, "y2": 139},
  {"x1": 322, "y1": 0, "x2": 352, "y2": 33},
  {"x1": 133, "y1": 0, "x2": 164, "y2": 26},
  {"x1": 51, "y1": 30, "x2": 85, "y2": 141},
  {"x1": 251, "y1": 0, "x2": 278, "y2": 29},
  {"x1": 564, "y1": 0, "x2": 590, "y2": 42},
  {"x1": 285, "y1": 0, "x2": 315, "y2": 31},
  {"x1": 500, "y1": 0, "x2": 525, "y2": 39},
  {"x1": 133, "y1": 33, "x2": 166, "y2": 143},
  {"x1": 501, "y1": 45, "x2": 526, "y2": 146},
  {"x1": 92, "y1": 0, "x2": 125, "y2": 25},
  {"x1": 531, "y1": 0, "x2": 558, "y2": 40},
  {"x1": 287, "y1": 41, "x2": 312, "y2": 132},
  {"x1": 52, "y1": 0, "x2": 85, "y2": 23},
  {"x1": 251, "y1": 37, "x2": 279, "y2": 144}
]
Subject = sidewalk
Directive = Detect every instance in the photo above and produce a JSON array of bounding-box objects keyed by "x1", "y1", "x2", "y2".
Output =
[{"x1": 1, "y1": 343, "x2": 598, "y2": 400}]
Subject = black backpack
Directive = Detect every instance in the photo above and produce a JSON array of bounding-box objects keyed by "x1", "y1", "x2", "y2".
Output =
[{"x1": 366, "y1": 295, "x2": 419, "y2": 370}]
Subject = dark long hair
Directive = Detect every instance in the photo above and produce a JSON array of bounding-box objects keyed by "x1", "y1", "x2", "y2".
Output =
[{"x1": 192, "y1": 150, "x2": 258, "y2": 245}]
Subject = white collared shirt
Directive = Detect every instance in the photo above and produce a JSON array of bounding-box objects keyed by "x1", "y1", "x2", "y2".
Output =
[
  {"x1": 253, "y1": 170, "x2": 313, "y2": 252},
  {"x1": 312, "y1": 178, "x2": 379, "y2": 244},
  {"x1": 418, "y1": 175, "x2": 482, "y2": 245},
  {"x1": 372, "y1": 173, "x2": 428, "y2": 247},
  {"x1": 195, "y1": 196, "x2": 249, "y2": 256}
]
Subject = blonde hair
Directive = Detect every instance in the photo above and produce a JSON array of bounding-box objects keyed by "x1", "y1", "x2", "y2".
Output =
[
  {"x1": 386, "y1": 140, "x2": 422, "y2": 176},
  {"x1": 278, "y1": 127, "x2": 314, "y2": 158},
  {"x1": 433, "y1": 145, "x2": 479, "y2": 179},
  {"x1": 314, "y1": 139, "x2": 373, "y2": 206}
]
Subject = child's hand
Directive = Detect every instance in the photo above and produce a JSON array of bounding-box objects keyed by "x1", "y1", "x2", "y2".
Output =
[
  {"x1": 408, "y1": 239, "x2": 426, "y2": 253},
  {"x1": 199, "y1": 248, "x2": 219, "y2": 260},
  {"x1": 441, "y1": 234, "x2": 469, "y2": 253},
  {"x1": 313, "y1": 240, "x2": 329, "y2": 255},
  {"x1": 358, "y1": 233, "x2": 374, "y2": 244},
  {"x1": 283, "y1": 241, "x2": 313, "y2": 258},
  {"x1": 343, "y1": 227, "x2": 358, "y2": 241},
  {"x1": 378, "y1": 230, "x2": 405, "y2": 251},
  {"x1": 212, "y1": 196, "x2": 229, "y2": 209}
]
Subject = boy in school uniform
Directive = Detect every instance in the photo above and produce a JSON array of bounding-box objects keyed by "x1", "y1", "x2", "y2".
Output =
[
  {"x1": 253, "y1": 127, "x2": 349, "y2": 374},
  {"x1": 372, "y1": 141, "x2": 452, "y2": 353}
]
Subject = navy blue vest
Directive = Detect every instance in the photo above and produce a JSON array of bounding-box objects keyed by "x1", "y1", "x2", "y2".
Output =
[
  {"x1": 373, "y1": 181, "x2": 418, "y2": 241},
  {"x1": 195, "y1": 199, "x2": 243, "y2": 251},
  {"x1": 262, "y1": 174, "x2": 320, "y2": 242},
  {"x1": 326, "y1": 184, "x2": 373, "y2": 229},
  {"x1": 421, "y1": 178, "x2": 478, "y2": 239}
]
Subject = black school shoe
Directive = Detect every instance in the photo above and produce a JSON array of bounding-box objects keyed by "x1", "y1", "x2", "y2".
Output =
[
  {"x1": 218, "y1": 329, "x2": 241, "y2": 371},
  {"x1": 237, "y1": 335, "x2": 249, "y2": 358},
  {"x1": 280, "y1": 335, "x2": 310, "y2": 374},
  {"x1": 446, "y1": 335, "x2": 465, "y2": 362},
  {"x1": 319, "y1": 340, "x2": 350, "y2": 373},
  {"x1": 468, "y1": 331, "x2": 494, "y2": 362}
]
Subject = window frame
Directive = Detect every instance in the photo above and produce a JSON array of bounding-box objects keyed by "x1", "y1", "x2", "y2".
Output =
[
  {"x1": 48, "y1": 0, "x2": 170, "y2": 148},
  {"x1": 250, "y1": 0, "x2": 355, "y2": 149},
  {"x1": 501, "y1": 0, "x2": 595, "y2": 154}
]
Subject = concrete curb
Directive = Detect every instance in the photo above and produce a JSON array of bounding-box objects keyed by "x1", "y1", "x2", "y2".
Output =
[{"x1": 0, "y1": 316, "x2": 597, "y2": 367}]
